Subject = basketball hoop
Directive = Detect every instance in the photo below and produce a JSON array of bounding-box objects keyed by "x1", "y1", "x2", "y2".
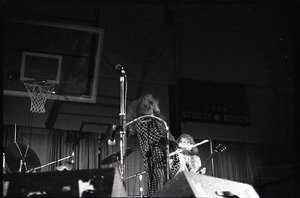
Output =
[{"x1": 23, "y1": 80, "x2": 55, "y2": 113}]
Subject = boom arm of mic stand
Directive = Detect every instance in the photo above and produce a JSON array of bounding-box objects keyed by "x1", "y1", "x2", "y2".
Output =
[
  {"x1": 125, "y1": 115, "x2": 169, "y2": 128},
  {"x1": 26, "y1": 154, "x2": 74, "y2": 173}
]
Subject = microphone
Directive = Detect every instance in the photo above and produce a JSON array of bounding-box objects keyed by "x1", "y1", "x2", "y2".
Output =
[
  {"x1": 108, "y1": 125, "x2": 117, "y2": 146},
  {"x1": 115, "y1": 64, "x2": 126, "y2": 75}
]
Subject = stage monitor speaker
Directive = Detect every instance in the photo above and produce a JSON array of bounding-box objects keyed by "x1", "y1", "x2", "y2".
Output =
[
  {"x1": 153, "y1": 171, "x2": 259, "y2": 198},
  {"x1": 2, "y1": 167, "x2": 127, "y2": 197}
]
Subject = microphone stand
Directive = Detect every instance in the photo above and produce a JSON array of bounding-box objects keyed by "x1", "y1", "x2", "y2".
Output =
[
  {"x1": 26, "y1": 153, "x2": 74, "y2": 173},
  {"x1": 118, "y1": 66, "x2": 127, "y2": 182},
  {"x1": 125, "y1": 171, "x2": 146, "y2": 198}
]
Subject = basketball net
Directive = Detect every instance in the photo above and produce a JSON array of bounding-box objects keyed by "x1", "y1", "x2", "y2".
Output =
[{"x1": 23, "y1": 81, "x2": 55, "y2": 113}]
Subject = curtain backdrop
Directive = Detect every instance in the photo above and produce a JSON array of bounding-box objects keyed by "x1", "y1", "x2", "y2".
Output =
[
  {"x1": 3, "y1": 125, "x2": 99, "y2": 172},
  {"x1": 3, "y1": 125, "x2": 295, "y2": 197}
]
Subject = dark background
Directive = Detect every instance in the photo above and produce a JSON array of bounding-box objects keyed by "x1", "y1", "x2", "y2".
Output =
[{"x1": 2, "y1": 0, "x2": 298, "y2": 197}]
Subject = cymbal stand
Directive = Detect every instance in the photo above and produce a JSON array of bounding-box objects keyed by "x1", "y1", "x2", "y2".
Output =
[
  {"x1": 26, "y1": 153, "x2": 74, "y2": 173},
  {"x1": 15, "y1": 142, "x2": 29, "y2": 172}
]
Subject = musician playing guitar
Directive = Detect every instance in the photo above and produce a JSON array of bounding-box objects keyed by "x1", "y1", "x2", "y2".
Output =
[{"x1": 176, "y1": 134, "x2": 206, "y2": 174}]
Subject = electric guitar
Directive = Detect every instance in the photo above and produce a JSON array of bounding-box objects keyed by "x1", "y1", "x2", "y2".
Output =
[{"x1": 196, "y1": 144, "x2": 226, "y2": 174}]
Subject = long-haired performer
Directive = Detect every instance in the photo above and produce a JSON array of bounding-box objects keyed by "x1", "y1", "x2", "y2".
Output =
[
  {"x1": 127, "y1": 94, "x2": 180, "y2": 197},
  {"x1": 176, "y1": 133, "x2": 206, "y2": 174}
]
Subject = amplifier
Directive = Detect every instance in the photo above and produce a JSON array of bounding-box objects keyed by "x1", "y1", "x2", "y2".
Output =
[
  {"x1": 3, "y1": 168, "x2": 126, "y2": 197},
  {"x1": 153, "y1": 171, "x2": 259, "y2": 197}
]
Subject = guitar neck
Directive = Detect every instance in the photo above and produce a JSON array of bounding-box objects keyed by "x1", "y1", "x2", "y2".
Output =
[{"x1": 196, "y1": 144, "x2": 226, "y2": 173}]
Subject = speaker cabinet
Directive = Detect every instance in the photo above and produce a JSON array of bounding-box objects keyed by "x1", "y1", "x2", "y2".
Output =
[
  {"x1": 153, "y1": 171, "x2": 259, "y2": 198},
  {"x1": 3, "y1": 168, "x2": 127, "y2": 197}
]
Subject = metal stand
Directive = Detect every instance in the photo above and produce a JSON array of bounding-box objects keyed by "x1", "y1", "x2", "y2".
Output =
[
  {"x1": 3, "y1": 153, "x2": 5, "y2": 170},
  {"x1": 117, "y1": 65, "x2": 127, "y2": 181},
  {"x1": 125, "y1": 171, "x2": 146, "y2": 198},
  {"x1": 26, "y1": 153, "x2": 74, "y2": 173},
  {"x1": 138, "y1": 172, "x2": 144, "y2": 198},
  {"x1": 210, "y1": 138, "x2": 215, "y2": 177}
]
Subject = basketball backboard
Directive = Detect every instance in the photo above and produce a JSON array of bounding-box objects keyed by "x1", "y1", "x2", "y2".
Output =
[{"x1": 3, "y1": 17, "x2": 104, "y2": 103}]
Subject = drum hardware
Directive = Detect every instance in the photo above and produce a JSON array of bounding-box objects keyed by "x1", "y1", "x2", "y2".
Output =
[
  {"x1": 4, "y1": 143, "x2": 41, "y2": 173},
  {"x1": 101, "y1": 148, "x2": 133, "y2": 165}
]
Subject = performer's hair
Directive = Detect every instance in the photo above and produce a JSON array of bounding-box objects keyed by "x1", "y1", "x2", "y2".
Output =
[
  {"x1": 127, "y1": 94, "x2": 164, "y2": 136},
  {"x1": 176, "y1": 134, "x2": 196, "y2": 144},
  {"x1": 177, "y1": 133, "x2": 199, "y2": 155}
]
